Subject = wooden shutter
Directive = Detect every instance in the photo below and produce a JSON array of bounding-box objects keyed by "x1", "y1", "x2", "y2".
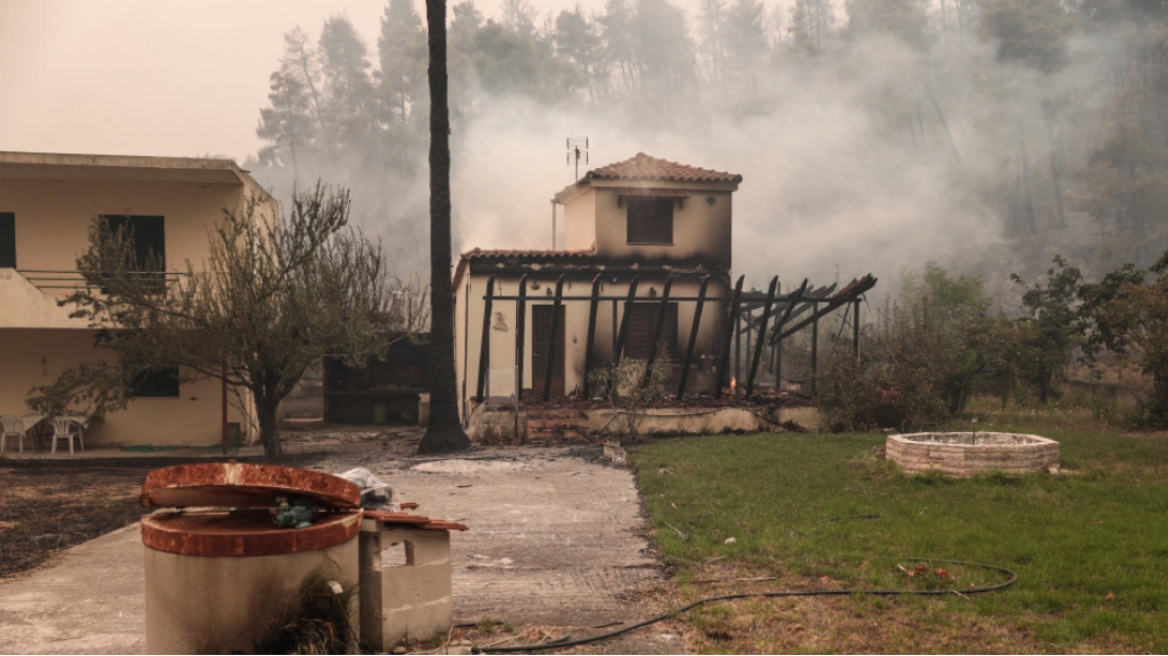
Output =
[
  {"x1": 624, "y1": 303, "x2": 678, "y2": 360},
  {"x1": 626, "y1": 199, "x2": 673, "y2": 244}
]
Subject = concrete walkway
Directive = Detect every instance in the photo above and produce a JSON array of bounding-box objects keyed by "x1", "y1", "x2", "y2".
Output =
[{"x1": 0, "y1": 445, "x2": 679, "y2": 654}]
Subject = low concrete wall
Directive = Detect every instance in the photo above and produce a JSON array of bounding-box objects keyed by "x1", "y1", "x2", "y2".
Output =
[
  {"x1": 887, "y1": 432, "x2": 1059, "y2": 476},
  {"x1": 469, "y1": 404, "x2": 820, "y2": 442}
]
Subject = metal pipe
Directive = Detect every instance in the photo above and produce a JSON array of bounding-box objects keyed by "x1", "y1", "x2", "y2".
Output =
[
  {"x1": 475, "y1": 274, "x2": 497, "y2": 401},
  {"x1": 714, "y1": 275, "x2": 745, "y2": 398},
  {"x1": 746, "y1": 276, "x2": 779, "y2": 396},
  {"x1": 642, "y1": 275, "x2": 674, "y2": 388},
  {"x1": 677, "y1": 275, "x2": 710, "y2": 399},
  {"x1": 582, "y1": 274, "x2": 602, "y2": 398},
  {"x1": 542, "y1": 275, "x2": 566, "y2": 401}
]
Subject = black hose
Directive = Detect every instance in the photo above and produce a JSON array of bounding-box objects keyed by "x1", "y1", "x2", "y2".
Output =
[{"x1": 471, "y1": 557, "x2": 1017, "y2": 654}]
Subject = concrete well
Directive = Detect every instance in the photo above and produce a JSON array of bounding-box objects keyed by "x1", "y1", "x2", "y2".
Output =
[{"x1": 887, "y1": 431, "x2": 1060, "y2": 476}]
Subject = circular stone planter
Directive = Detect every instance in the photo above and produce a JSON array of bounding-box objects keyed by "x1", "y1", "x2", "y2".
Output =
[{"x1": 886, "y1": 432, "x2": 1059, "y2": 476}]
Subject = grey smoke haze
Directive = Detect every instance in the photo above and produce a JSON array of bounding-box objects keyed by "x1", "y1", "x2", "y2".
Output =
[
  {"x1": 2, "y1": 0, "x2": 1146, "y2": 300},
  {"x1": 442, "y1": 32, "x2": 1127, "y2": 298}
]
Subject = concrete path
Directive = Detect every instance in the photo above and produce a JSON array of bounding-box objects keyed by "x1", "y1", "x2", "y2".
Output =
[
  {"x1": 0, "y1": 445, "x2": 680, "y2": 654},
  {"x1": 0, "y1": 524, "x2": 145, "y2": 654}
]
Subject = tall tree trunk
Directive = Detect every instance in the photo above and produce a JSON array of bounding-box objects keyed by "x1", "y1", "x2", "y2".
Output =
[
  {"x1": 418, "y1": 0, "x2": 471, "y2": 455},
  {"x1": 254, "y1": 386, "x2": 284, "y2": 460}
]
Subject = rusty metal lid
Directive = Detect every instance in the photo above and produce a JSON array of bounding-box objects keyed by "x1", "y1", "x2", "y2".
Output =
[
  {"x1": 142, "y1": 510, "x2": 362, "y2": 557},
  {"x1": 140, "y1": 463, "x2": 361, "y2": 510}
]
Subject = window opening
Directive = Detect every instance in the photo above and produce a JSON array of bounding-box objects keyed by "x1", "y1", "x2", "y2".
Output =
[
  {"x1": 626, "y1": 198, "x2": 673, "y2": 244},
  {"x1": 0, "y1": 213, "x2": 14, "y2": 268}
]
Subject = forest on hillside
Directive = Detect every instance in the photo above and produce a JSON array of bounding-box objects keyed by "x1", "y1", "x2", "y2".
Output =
[{"x1": 245, "y1": 0, "x2": 1168, "y2": 303}]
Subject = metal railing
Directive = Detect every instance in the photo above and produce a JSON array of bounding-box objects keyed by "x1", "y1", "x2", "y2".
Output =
[{"x1": 15, "y1": 269, "x2": 187, "y2": 291}]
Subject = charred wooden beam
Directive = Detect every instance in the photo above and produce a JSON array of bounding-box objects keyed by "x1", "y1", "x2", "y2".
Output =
[
  {"x1": 581, "y1": 274, "x2": 603, "y2": 398},
  {"x1": 614, "y1": 277, "x2": 640, "y2": 362},
  {"x1": 515, "y1": 274, "x2": 528, "y2": 400},
  {"x1": 853, "y1": 299, "x2": 861, "y2": 359},
  {"x1": 715, "y1": 275, "x2": 746, "y2": 399},
  {"x1": 746, "y1": 276, "x2": 779, "y2": 396},
  {"x1": 475, "y1": 274, "x2": 497, "y2": 401},
  {"x1": 642, "y1": 274, "x2": 675, "y2": 388},
  {"x1": 775, "y1": 276, "x2": 877, "y2": 342},
  {"x1": 677, "y1": 274, "x2": 710, "y2": 400},
  {"x1": 542, "y1": 275, "x2": 566, "y2": 401}
]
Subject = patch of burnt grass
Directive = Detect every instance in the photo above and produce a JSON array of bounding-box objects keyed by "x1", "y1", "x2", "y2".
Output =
[
  {"x1": 0, "y1": 464, "x2": 154, "y2": 578},
  {"x1": 633, "y1": 428, "x2": 1168, "y2": 653}
]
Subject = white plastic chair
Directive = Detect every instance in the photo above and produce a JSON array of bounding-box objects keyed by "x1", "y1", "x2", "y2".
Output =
[
  {"x1": 51, "y1": 418, "x2": 84, "y2": 455},
  {"x1": 1, "y1": 416, "x2": 27, "y2": 453}
]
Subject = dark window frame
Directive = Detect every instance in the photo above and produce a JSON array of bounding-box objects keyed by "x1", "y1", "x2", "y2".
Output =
[
  {"x1": 624, "y1": 302, "x2": 679, "y2": 361},
  {"x1": 131, "y1": 366, "x2": 180, "y2": 398},
  {"x1": 0, "y1": 212, "x2": 14, "y2": 269},
  {"x1": 101, "y1": 215, "x2": 166, "y2": 292},
  {"x1": 626, "y1": 198, "x2": 674, "y2": 245}
]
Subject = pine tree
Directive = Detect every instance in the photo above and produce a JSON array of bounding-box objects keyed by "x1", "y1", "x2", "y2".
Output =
[{"x1": 377, "y1": 0, "x2": 427, "y2": 125}]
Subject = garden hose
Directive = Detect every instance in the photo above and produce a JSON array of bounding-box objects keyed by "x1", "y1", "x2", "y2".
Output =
[{"x1": 470, "y1": 557, "x2": 1018, "y2": 654}]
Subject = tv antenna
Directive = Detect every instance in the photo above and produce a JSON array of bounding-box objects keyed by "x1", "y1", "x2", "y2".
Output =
[{"x1": 566, "y1": 137, "x2": 589, "y2": 181}]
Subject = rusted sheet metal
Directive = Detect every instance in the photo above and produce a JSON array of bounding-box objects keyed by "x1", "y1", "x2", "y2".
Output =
[
  {"x1": 363, "y1": 510, "x2": 430, "y2": 524},
  {"x1": 140, "y1": 463, "x2": 362, "y2": 509},
  {"x1": 141, "y1": 510, "x2": 361, "y2": 557},
  {"x1": 419, "y1": 520, "x2": 469, "y2": 532},
  {"x1": 363, "y1": 510, "x2": 469, "y2": 531}
]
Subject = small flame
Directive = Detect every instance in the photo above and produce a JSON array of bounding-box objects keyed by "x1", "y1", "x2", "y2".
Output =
[{"x1": 730, "y1": 376, "x2": 737, "y2": 390}]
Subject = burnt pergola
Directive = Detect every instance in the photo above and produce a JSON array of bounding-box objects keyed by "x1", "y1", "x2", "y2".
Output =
[{"x1": 475, "y1": 272, "x2": 877, "y2": 402}]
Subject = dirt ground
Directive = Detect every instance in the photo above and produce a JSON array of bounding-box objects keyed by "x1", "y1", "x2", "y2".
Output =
[
  {"x1": 0, "y1": 461, "x2": 157, "y2": 578},
  {"x1": 0, "y1": 427, "x2": 691, "y2": 655}
]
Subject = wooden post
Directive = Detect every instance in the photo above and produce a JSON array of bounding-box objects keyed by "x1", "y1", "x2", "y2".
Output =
[
  {"x1": 475, "y1": 274, "x2": 496, "y2": 401},
  {"x1": 582, "y1": 274, "x2": 602, "y2": 398},
  {"x1": 677, "y1": 275, "x2": 710, "y2": 399},
  {"x1": 811, "y1": 312, "x2": 819, "y2": 396},
  {"x1": 853, "y1": 299, "x2": 861, "y2": 359},
  {"x1": 614, "y1": 277, "x2": 640, "y2": 362},
  {"x1": 642, "y1": 275, "x2": 674, "y2": 388},
  {"x1": 715, "y1": 275, "x2": 745, "y2": 398},
  {"x1": 221, "y1": 361, "x2": 228, "y2": 455},
  {"x1": 515, "y1": 274, "x2": 527, "y2": 401},
  {"x1": 542, "y1": 275, "x2": 566, "y2": 401},
  {"x1": 734, "y1": 305, "x2": 742, "y2": 389},
  {"x1": 746, "y1": 276, "x2": 779, "y2": 396}
]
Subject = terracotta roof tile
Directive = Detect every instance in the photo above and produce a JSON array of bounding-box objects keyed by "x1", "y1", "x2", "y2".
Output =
[{"x1": 586, "y1": 153, "x2": 742, "y2": 184}]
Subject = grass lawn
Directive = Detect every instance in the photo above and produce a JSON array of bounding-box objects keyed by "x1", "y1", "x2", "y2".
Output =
[{"x1": 632, "y1": 420, "x2": 1168, "y2": 653}]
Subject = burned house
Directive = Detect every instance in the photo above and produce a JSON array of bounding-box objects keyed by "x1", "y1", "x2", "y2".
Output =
[{"x1": 453, "y1": 153, "x2": 742, "y2": 420}]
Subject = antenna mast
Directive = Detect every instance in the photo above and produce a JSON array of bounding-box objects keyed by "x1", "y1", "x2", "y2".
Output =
[{"x1": 566, "y1": 137, "x2": 589, "y2": 182}]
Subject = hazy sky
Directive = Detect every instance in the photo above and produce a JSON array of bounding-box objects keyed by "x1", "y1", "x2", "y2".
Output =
[{"x1": 0, "y1": 0, "x2": 603, "y2": 163}]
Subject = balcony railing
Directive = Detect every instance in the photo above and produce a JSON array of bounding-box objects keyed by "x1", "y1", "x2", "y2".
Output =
[{"x1": 16, "y1": 269, "x2": 188, "y2": 292}]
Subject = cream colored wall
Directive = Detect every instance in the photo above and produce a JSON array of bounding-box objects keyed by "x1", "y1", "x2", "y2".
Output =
[
  {"x1": 562, "y1": 188, "x2": 596, "y2": 251},
  {"x1": 589, "y1": 183, "x2": 734, "y2": 267},
  {"x1": 0, "y1": 178, "x2": 250, "y2": 328},
  {"x1": 455, "y1": 271, "x2": 728, "y2": 419},
  {"x1": 0, "y1": 328, "x2": 247, "y2": 447}
]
